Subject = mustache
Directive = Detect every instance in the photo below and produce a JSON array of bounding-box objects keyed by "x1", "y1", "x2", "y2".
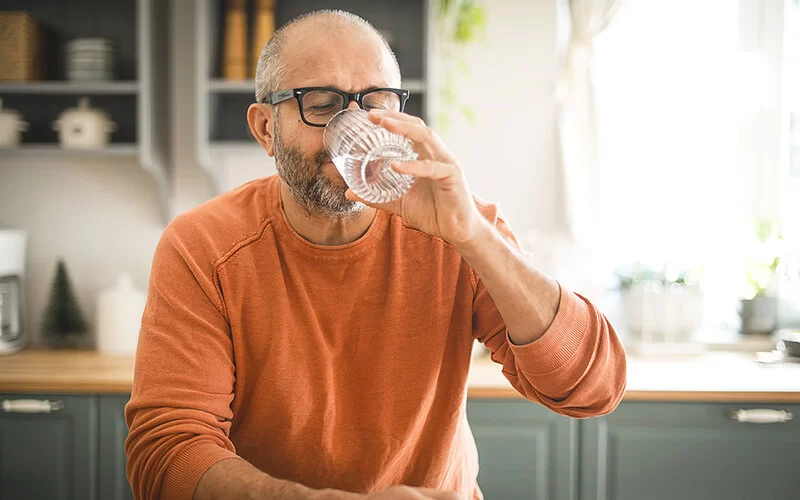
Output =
[{"x1": 315, "y1": 151, "x2": 329, "y2": 168}]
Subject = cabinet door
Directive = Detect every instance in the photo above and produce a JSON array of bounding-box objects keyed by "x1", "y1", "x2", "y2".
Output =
[
  {"x1": 0, "y1": 393, "x2": 97, "y2": 500},
  {"x1": 98, "y1": 395, "x2": 134, "y2": 500},
  {"x1": 581, "y1": 402, "x2": 800, "y2": 500},
  {"x1": 468, "y1": 399, "x2": 578, "y2": 500}
]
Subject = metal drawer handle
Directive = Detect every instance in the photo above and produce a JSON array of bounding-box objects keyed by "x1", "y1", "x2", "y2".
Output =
[
  {"x1": 2, "y1": 399, "x2": 64, "y2": 414},
  {"x1": 730, "y1": 409, "x2": 793, "y2": 424}
]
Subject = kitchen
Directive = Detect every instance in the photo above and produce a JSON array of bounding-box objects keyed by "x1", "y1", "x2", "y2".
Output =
[{"x1": 2, "y1": 0, "x2": 800, "y2": 499}]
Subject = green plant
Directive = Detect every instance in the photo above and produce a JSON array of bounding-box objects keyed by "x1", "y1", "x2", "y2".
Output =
[
  {"x1": 612, "y1": 262, "x2": 703, "y2": 291},
  {"x1": 743, "y1": 218, "x2": 784, "y2": 299},
  {"x1": 434, "y1": 0, "x2": 487, "y2": 133}
]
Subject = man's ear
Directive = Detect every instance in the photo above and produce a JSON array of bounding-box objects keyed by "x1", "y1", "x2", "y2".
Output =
[{"x1": 247, "y1": 103, "x2": 276, "y2": 156}]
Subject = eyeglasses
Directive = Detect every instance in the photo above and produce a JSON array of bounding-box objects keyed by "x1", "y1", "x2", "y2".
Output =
[{"x1": 265, "y1": 87, "x2": 410, "y2": 127}]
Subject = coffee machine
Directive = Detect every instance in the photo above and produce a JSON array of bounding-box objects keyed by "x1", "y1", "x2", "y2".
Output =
[{"x1": 0, "y1": 230, "x2": 27, "y2": 354}]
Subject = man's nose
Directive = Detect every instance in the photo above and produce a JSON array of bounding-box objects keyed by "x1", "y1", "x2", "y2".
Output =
[{"x1": 346, "y1": 99, "x2": 361, "y2": 111}]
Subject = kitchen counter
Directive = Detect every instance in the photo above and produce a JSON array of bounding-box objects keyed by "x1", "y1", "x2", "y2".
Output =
[
  {"x1": 2, "y1": 349, "x2": 800, "y2": 402},
  {"x1": 0, "y1": 350, "x2": 134, "y2": 394},
  {"x1": 469, "y1": 352, "x2": 800, "y2": 402}
]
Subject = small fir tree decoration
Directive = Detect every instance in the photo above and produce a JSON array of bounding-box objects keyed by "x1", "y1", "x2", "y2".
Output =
[{"x1": 42, "y1": 259, "x2": 88, "y2": 347}]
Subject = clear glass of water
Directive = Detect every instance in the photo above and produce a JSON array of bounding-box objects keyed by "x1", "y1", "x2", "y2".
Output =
[{"x1": 323, "y1": 108, "x2": 416, "y2": 204}]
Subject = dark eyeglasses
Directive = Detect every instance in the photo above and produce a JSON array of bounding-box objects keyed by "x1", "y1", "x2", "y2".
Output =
[{"x1": 265, "y1": 87, "x2": 410, "y2": 127}]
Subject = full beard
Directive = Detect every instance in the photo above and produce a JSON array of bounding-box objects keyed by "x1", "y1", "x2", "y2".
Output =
[{"x1": 273, "y1": 121, "x2": 365, "y2": 218}]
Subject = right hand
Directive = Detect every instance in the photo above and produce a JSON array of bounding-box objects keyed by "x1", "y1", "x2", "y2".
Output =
[{"x1": 365, "y1": 485, "x2": 460, "y2": 500}]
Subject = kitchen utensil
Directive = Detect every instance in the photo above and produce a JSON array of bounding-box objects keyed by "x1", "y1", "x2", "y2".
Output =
[
  {"x1": 0, "y1": 12, "x2": 46, "y2": 81},
  {"x1": 223, "y1": 0, "x2": 248, "y2": 80},
  {"x1": 66, "y1": 37, "x2": 116, "y2": 81},
  {"x1": 0, "y1": 229, "x2": 27, "y2": 355},
  {"x1": 52, "y1": 97, "x2": 116, "y2": 149},
  {"x1": 777, "y1": 328, "x2": 800, "y2": 358},
  {"x1": 95, "y1": 273, "x2": 146, "y2": 356},
  {"x1": 0, "y1": 98, "x2": 29, "y2": 147},
  {"x1": 251, "y1": 0, "x2": 275, "y2": 77}
]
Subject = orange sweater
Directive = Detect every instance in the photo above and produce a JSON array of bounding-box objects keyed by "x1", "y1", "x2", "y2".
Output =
[{"x1": 125, "y1": 175, "x2": 626, "y2": 500}]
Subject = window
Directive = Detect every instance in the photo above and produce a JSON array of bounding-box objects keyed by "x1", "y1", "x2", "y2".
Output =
[{"x1": 593, "y1": 0, "x2": 796, "y2": 326}]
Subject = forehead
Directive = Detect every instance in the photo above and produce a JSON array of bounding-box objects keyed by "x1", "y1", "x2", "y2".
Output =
[{"x1": 280, "y1": 22, "x2": 399, "y2": 90}]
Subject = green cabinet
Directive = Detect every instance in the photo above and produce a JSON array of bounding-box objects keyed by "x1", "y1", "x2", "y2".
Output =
[
  {"x1": 467, "y1": 400, "x2": 578, "y2": 500},
  {"x1": 4, "y1": 393, "x2": 800, "y2": 500},
  {"x1": 0, "y1": 393, "x2": 131, "y2": 500},
  {"x1": 99, "y1": 396, "x2": 134, "y2": 500},
  {"x1": 0, "y1": 394, "x2": 97, "y2": 500},
  {"x1": 579, "y1": 402, "x2": 800, "y2": 500}
]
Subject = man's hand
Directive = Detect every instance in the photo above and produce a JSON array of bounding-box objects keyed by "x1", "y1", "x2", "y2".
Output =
[
  {"x1": 366, "y1": 485, "x2": 459, "y2": 500},
  {"x1": 345, "y1": 110, "x2": 484, "y2": 248}
]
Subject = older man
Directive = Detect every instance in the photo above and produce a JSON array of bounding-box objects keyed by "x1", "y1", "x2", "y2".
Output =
[{"x1": 125, "y1": 9, "x2": 626, "y2": 500}]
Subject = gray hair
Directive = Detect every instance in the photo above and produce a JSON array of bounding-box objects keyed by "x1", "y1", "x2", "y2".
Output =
[{"x1": 254, "y1": 10, "x2": 400, "y2": 104}]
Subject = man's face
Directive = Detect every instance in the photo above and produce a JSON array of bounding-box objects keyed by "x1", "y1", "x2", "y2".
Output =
[{"x1": 270, "y1": 27, "x2": 400, "y2": 217}]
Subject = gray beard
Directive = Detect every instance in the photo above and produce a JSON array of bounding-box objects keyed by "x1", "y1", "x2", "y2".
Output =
[{"x1": 273, "y1": 121, "x2": 365, "y2": 218}]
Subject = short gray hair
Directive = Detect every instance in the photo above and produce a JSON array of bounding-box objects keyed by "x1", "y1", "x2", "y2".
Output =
[{"x1": 254, "y1": 10, "x2": 400, "y2": 104}]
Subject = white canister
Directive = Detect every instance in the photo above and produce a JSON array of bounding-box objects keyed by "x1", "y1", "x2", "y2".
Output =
[
  {"x1": 96, "y1": 273, "x2": 146, "y2": 356},
  {"x1": 0, "y1": 230, "x2": 27, "y2": 277},
  {"x1": 52, "y1": 97, "x2": 117, "y2": 149},
  {"x1": 0, "y1": 99, "x2": 29, "y2": 148}
]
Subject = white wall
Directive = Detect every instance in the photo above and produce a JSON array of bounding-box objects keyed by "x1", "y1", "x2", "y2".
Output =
[{"x1": 435, "y1": 0, "x2": 567, "y2": 242}]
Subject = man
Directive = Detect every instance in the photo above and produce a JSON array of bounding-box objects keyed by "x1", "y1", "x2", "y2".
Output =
[{"x1": 125, "y1": 10, "x2": 626, "y2": 500}]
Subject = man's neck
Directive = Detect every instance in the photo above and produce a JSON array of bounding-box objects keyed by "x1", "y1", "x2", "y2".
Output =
[{"x1": 279, "y1": 183, "x2": 377, "y2": 246}]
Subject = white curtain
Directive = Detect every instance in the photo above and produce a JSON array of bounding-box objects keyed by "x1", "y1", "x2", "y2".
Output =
[{"x1": 556, "y1": 0, "x2": 621, "y2": 248}]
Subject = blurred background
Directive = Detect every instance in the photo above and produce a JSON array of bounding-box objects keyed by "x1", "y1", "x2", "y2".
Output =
[{"x1": 1, "y1": 1, "x2": 800, "y2": 499}]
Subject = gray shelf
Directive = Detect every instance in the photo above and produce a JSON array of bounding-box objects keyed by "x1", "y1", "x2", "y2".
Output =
[
  {"x1": 207, "y1": 80, "x2": 255, "y2": 93},
  {"x1": 206, "y1": 79, "x2": 427, "y2": 94},
  {"x1": 0, "y1": 81, "x2": 140, "y2": 95},
  {"x1": 0, "y1": 144, "x2": 139, "y2": 156}
]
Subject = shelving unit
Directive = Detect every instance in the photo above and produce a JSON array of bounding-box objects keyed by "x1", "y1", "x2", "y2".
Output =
[
  {"x1": 195, "y1": 0, "x2": 430, "y2": 194},
  {"x1": 0, "y1": 144, "x2": 139, "y2": 156},
  {"x1": 0, "y1": 81, "x2": 141, "y2": 94},
  {"x1": 0, "y1": 0, "x2": 171, "y2": 222}
]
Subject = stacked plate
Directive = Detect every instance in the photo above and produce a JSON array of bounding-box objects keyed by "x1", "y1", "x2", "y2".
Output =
[{"x1": 66, "y1": 38, "x2": 116, "y2": 81}]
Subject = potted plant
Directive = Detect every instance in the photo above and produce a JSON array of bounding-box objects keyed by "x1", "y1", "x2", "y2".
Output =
[
  {"x1": 614, "y1": 263, "x2": 705, "y2": 346},
  {"x1": 739, "y1": 218, "x2": 784, "y2": 335}
]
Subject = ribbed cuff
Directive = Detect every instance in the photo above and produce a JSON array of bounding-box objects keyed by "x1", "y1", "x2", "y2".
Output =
[
  {"x1": 161, "y1": 440, "x2": 238, "y2": 500},
  {"x1": 507, "y1": 285, "x2": 590, "y2": 375}
]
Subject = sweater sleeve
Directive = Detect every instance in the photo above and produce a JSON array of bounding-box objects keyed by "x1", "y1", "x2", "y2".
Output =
[
  {"x1": 473, "y1": 282, "x2": 627, "y2": 418},
  {"x1": 469, "y1": 200, "x2": 627, "y2": 418},
  {"x1": 125, "y1": 224, "x2": 238, "y2": 500}
]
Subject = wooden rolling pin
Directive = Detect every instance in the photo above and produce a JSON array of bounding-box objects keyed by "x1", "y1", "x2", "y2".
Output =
[
  {"x1": 222, "y1": 0, "x2": 248, "y2": 80},
  {"x1": 251, "y1": 0, "x2": 276, "y2": 77}
]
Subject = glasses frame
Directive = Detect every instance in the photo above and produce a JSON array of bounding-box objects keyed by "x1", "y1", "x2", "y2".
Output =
[{"x1": 265, "y1": 86, "x2": 410, "y2": 127}]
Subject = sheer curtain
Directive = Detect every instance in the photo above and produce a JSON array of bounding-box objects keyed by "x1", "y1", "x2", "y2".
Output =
[{"x1": 556, "y1": 0, "x2": 621, "y2": 250}]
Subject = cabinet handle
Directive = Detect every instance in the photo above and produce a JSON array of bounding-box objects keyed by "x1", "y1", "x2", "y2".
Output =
[
  {"x1": 730, "y1": 409, "x2": 793, "y2": 424},
  {"x1": 2, "y1": 399, "x2": 64, "y2": 414}
]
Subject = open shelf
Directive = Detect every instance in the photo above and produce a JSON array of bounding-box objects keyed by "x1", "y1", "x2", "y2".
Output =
[
  {"x1": 0, "y1": 81, "x2": 140, "y2": 95},
  {"x1": 1, "y1": 0, "x2": 171, "y2": 222}
]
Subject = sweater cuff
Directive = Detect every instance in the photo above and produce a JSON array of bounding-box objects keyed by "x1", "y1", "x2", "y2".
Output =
[
  {"x1": 162, "y1": 440, "x2": 238, "y2": 500},
  {"x1": 507, "y1": 285, "x2": 590, "y2": 375}
]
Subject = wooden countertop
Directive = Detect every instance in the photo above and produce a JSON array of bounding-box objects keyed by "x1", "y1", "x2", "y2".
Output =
[
  {"x1": 2, "y1": 349, "x2": 800, "y2": 403},
  {"x1": 0, "y1": 350, "x2": 135, "y2": 394}
]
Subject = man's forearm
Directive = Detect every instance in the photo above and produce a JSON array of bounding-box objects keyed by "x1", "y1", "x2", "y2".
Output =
[
  {"x1": 195, "y1": 457, "x2": 363, "y2": 500},
  {"x1": 454, "y1": 217, "x2": 561, "y2": 346}
]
